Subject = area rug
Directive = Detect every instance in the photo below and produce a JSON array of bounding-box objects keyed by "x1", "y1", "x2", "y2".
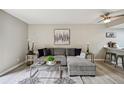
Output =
[
  {"x1": 18, "y1": 77, "x2": 43, "y2": 84},
  {"x1": 18, "y1": 64, "x2": 76, "y2": 84},
  {"x1": 54, "y1": 77, "x2": 76, "y2": 84},
  {"x1": 18, "y1": 77, "x2": 76, "y2": 84}
]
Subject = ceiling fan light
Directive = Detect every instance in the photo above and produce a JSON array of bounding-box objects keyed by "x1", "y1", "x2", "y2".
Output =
[{"x1": 104, "y1": 19, "x2": 111, "y2": 23}]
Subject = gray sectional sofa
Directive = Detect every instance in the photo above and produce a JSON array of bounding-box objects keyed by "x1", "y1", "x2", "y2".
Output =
[
  {"x1": 37, "y1": 48, "x2": 96, "y2": 76},
  {"x1": 38, "y1": 48, "x2": 79, "y2": 65}
]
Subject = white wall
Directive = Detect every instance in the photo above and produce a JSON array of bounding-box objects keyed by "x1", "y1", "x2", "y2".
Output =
[
  {"x1": 0, "y1": 10, "x2": 28, "y2": 73},
  {"x1": 28, "y1": 24, "x2": 105, "y2": 59},
  {"x1": 28, "y1": 24, "x2": 124, "y2": 59}
]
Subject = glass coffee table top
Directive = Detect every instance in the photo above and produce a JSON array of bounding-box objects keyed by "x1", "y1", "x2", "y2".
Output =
[
  {"x1": 19, "y1": 61, "x2": 76, "y2": 84},
  {"x1": 28, "y1": 61, "x2": 63, "y2": 84}
]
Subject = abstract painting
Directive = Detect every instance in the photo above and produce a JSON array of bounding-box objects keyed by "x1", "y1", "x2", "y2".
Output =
[{"x1": 54, "y1": 29, "x2": 70, "y2": 45}]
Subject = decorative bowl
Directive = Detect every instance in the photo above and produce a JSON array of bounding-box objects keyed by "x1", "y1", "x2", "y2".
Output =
[{"x1": 46, "y1": 61, "x2": 56, "y2": 65}]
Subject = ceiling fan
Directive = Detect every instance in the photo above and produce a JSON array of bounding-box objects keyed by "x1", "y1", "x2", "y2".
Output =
[{"x1": 98, "y1": 12, "x2": 124, "y2": 24}]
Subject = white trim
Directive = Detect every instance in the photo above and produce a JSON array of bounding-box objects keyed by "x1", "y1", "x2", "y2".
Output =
[{"x1": 0, "y1": 61, "x2": 25, "y2": 76}]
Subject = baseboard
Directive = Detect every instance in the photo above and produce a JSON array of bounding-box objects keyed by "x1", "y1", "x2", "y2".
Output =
[
  {"x1": 0, "y1": 61, "x2": 25, "y2": 76},
  {"x1": 94, "y1": 59, "x2": 104, "y2": 62}
]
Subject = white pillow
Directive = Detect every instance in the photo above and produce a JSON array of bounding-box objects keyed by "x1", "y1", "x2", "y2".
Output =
[{"x1": 76, "y1": 52, "x2": 85, "y2": 58}]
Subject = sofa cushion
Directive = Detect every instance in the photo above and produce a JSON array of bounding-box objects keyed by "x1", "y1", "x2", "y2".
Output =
[
  {"x1": 67, "y1": 56, "x2": 95, "y2": 66},
  {"x1": 38, "y1": 49, "x2": 44, "y2": 58},
  {"x1": 49, "y1": 48, "x2": 54, "y2": 55},
  {"x1": 75, "y1": 48, "x2": 81, "y2": 56},
  {"x1": 44, "y1": 48, "x2": 54, "y2": 56},
  {"x1": 54, "y1": 48, "x2": 66, "y2": 56},
  {"x1": 66, "y1": 48, "x2": 75, "y2": 56}
]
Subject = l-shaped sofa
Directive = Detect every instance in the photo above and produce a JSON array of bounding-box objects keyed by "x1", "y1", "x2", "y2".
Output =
[{"x1": 38, "y1": 48, "x2": 96, "y2": 76}]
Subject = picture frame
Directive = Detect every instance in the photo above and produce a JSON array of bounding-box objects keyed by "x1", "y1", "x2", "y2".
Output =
[
  {"x1": 54, "y1": 29, "x2": 70, "y2": 45},
  {"x1": 106, "y1": 32, "x2": 117, "y2": 38}
]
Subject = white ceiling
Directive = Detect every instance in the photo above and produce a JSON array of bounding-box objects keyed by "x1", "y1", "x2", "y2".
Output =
[
  {"x1": 3, "y1": 9, "x2": 124, "y2": 24},
  {"x1": 110, "y1": 23, "x2": 124, "y2": 28}
]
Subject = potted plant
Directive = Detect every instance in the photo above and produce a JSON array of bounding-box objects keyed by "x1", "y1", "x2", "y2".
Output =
[{"x1": 46, "y1": 56, "x2": 56, "y2": 65}]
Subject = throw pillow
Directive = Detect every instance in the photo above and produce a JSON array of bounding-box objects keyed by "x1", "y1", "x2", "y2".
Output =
[
  {"x1": 38, "y1": 49, "x2": 44, "y2": 58},
  {"x1": 66, "y1": 48, "x2": 75, "y2": 56},
  {"x1": 75, "y1": 48, "x2": 81, "y2": 56},
  {"x1": 44, "y1": 48, "x2": 53, "y2": 56}
]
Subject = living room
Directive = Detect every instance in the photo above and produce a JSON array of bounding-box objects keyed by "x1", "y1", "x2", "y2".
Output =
[
  {"x1": 1, "y1": 0, "x2": 124, "y2": 93},
  {"x1": 1, "y1": 9, "x2": 124, "y2": 84}
]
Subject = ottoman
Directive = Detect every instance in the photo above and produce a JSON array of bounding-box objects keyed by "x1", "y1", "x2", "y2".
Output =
[{"x1": 67, "y1": 56, "x2": 96, "y2": 76}]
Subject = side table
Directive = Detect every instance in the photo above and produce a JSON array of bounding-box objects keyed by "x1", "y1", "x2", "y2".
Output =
[
  {"x1": 85, "y1": 52, "x2": 94, "y2": 63},
  {"x1": 26, "y1": 51, "x2": 36, "y2": 66}
]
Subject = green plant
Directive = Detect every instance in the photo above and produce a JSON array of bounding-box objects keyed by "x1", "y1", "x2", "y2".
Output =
[{"x1": 46, "y1": 56, "x2": 55, "y2": 62}]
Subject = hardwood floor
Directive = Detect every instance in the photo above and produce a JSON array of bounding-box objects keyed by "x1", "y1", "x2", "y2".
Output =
[
  {"x1": 82, "y1": 62, "x2": 124, "y2": 84},
  {"x1": 0, "y1": 61, "x2": 124, "y2": 84}
]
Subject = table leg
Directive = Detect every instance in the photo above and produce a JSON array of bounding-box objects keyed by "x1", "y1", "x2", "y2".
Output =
[
  {"x1": 29, "y1": 66, "x2": 32, "y2": 83},
  {"x1": 59, "y1": 65, "x2": 63, "y2": 79},
  {"x1": 29, "y1": 66, "x2": 39, "y2": 84},
  {"x1": 60, "y1": 70, "x2": 63, "y2": 79},
  {"x1": 92, "y1": 54, "x2": 94, "y2": 63},
  {"x1": 122, "y1": 57, "x2": 124, "y2": 70},
  {"x1": 91, "y1": 54, "x2": 93, "y2": 62}
]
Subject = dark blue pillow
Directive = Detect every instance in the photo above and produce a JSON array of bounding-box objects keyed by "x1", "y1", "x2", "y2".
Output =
[
  {"x1": 75, "y1": 48, "x2": 81, "y2": 56},
  {"x1": 44, "y1": 48, "x2": 53, "y2": 56},
  {"x1": 38, "y1": 49, "x2": 44, "y2": 58}
]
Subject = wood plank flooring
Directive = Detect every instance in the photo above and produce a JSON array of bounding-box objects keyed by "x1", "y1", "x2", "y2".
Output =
[
  {"x1": 82, "y1": 62, "x2": 124, "y2": 84},
  {"x1": 0, "y1": 61, "x2": 124, "y2": 84}
]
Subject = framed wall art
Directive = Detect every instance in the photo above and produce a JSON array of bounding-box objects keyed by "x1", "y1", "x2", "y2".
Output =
[
  {"x1": 54, "y1": 29, "x2": 70, "y2": 45},
  {"x1": 106, "y1": 32, "x2": 117, "y2": 38}
]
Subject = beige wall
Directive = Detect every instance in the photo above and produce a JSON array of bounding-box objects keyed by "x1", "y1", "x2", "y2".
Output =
[
  {"x1": 28, "y1": 24, "x2": 124, "y2": 59},
  {"x1": 0, "y1": 10, "x2": 28, "y2": 73},
  {"x1": 109, "y1": 28, "x2": 124, "y2": 47},
  {"x1": 28, "y1": 24, "x2": 109, "y2": 59}
]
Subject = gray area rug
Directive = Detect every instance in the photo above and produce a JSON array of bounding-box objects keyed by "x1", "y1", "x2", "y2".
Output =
[
  {"x1": 54, "y1": 77, "x2": 76, "y2": 84},
  {"x1": 18, "y1": 63, "x2": 76, "y2": 84},
  {"x1": 18, "y1": 77, "x2": 43, "y2": 84},
  {"x1": 18, "y1": 77, "x2": 76, "y2": 84}
]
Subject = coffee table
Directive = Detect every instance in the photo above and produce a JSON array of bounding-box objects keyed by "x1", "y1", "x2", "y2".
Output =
[{"x1": 29, "y1": 61, "x2": 63, "y2": 84}]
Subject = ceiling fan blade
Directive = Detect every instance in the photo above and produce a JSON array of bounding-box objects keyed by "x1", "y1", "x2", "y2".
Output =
[
  {"x1": 105, "y1": 12, "x2": 110, "y2": 16},
  {"x1": 110, "y1": 14, "x2": 124, "y2": 18},
  {"x1": 100, "y1": 12, "x2": 111, "y2": 18},
  {"x1": 97, "y1": 19, "x2": 104, "y2": 23}
]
